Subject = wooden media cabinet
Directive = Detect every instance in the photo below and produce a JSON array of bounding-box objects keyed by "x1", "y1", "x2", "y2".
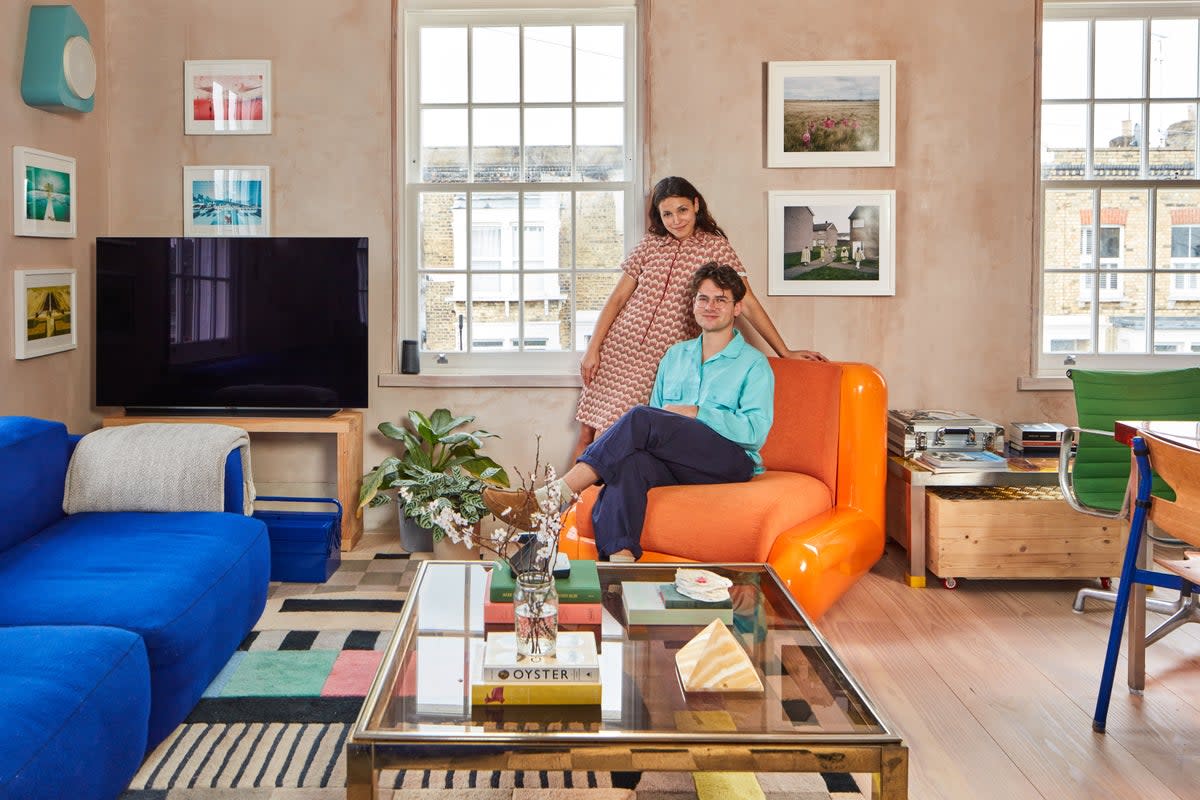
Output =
[{"x1": 102, "y1": 410, "x2": 363, "y2": 551}]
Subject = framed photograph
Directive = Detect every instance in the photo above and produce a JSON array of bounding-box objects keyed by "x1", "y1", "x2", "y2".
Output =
[
  {"x1": 14, "y1": 268, "x2": 77, "y2": 359},
  {"x1": 12, "y1": 147, "x2": 77, "y2": 238},
  {"x1": 184, "y1": 59, "x2": 272, "y2": 134},
  {"x1": 767, "y1": 60, "x2": 896, "y2": 168},
  {"x1": 183, "y1": 165, "x2": 271, "y2": 236},
  {"x1": 767, "y1": 190, "x2": 896, "y2": 296}
]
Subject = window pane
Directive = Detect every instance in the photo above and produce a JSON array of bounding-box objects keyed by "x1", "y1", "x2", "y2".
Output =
[
  {"x1": 1149, "y1": 102, "x2": 1197, "y2": 176},
  {"x1": 420, "y1": 274, "x2": 466, "y2": 353},
  {"x1": 1099, "y1": 274, "x2": 1148, "y2": 353},
  {"x1": 525, "y1": 107, "x2": 572, "y2": 181},
  {"x1": 524, "y1": 192, "x2": 570, "y2": 269},
  {"x1": 577, "y1": 107, "x2": 625, "y2": 180},
  {"x1": 524, "y1": 26, "x2": 571, "y2": 102},
  {"x1": 576, "y1": 191, "x2": 626, "y2": 269},
  {"x1": 469, "y1": 300, "x2": 520, "y2": 352},
  {"x1": 1041, "y1": 103, "x2": 1087, "y2": 177},
  {"x1": 574, "y1": 271, "x2": 621, "y2": 348},
  {"x1": 1043, "y1": 271, "x2": 1094, "y2": 354},
  {"x1": 417, "y1": 192, "x2": 464, "y2": 271},
  {"x1": 421, "y1": 109, "x2": 467, "y2": 183},
  {"x1": 1150, "y1": 19, "x2": 1198, "y2": 98},
  {"x1": 473, "y1": 108, "x2": 519, "y2": 182},
  {"x1": 472, "y1": 27, "x2": 519, "y2": 103},
  {"x1": 470, "y1": 192, "x2": 518, "y2": 274},
  {"x1": 1100, "y1": 188, "x2": 1146, "y2": 271},
  {"x1": 1094, "y1": 102, "x2": 1144, "y2": 177},
  {"x1": 1158, "y1": 188, "x2": 1200, "y2": 267},
  {"x1": 1043, "y1": 20, "x2": 1089, "y2": 99},
  {"x1": 576, "y1": 26, "x2": 624, "y2": 102},
  {"x1": 421, "y1": 28, "x2": 466, "y2": 103},
  {"x1": 1044, "y1": 189, "x2": 1094, "y2": 269},
  {"x1": 1095, "y1": 19, "x2": 1145, "y2": 99}
]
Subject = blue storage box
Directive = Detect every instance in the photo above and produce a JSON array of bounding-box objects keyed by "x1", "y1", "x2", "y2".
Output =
[{"x1": 253, "y1": 496, "x2": 342, "y2": 583}]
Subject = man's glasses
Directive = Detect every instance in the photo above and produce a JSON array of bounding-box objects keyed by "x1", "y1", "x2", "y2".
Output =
[{"x1": 693, "y1": 294, "x2": 732, "y2": 308}]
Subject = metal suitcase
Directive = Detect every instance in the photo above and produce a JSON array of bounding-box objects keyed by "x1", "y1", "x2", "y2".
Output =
[{"x1": 888, "y1": 409, "x2": 1005, "y2": 456}]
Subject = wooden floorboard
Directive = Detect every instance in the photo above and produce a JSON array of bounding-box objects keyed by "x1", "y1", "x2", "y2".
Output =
[{"x1": 819, "y1": 542, "x2": 1200, "y2": 799}]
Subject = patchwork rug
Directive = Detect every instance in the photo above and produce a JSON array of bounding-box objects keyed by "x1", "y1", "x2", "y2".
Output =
[{"x1": 121, "y1": 548, "x2": 865, "y2": 799}]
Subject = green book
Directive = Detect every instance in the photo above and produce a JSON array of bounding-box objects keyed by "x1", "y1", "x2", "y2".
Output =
[
  {"x1": 658, "y1": 583, "x2": 733, "y2": 609},
  {"x1": 489, "y1": 559, "x2": 601, "y2": 604}
]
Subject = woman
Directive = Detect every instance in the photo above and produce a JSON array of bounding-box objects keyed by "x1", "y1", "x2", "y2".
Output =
[{"x1": 573, "y1": 176, "x2": 823, "y2": 458}]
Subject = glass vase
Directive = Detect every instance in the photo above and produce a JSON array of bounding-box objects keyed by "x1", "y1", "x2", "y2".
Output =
[{"x1": 512, "y1": 572, "x2": 558, "y2": 658}]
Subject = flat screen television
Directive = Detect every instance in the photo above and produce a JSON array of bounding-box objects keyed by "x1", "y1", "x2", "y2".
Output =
[{"x1": 96, "y1": 236, "x2": 368, "y2": 415}]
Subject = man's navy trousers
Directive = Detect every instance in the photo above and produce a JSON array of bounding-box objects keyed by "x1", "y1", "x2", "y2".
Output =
[{"x1": 576, "y1": 405, "x2": 755, "y2": 559}]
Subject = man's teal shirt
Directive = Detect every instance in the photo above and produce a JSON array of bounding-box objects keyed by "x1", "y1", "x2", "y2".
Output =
[{"x1": 649, "y1": 330, "x2": 775, "y2": 473}]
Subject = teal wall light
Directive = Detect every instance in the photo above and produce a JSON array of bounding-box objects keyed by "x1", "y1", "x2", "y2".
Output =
[{"x1": 21, "y1": 4, "x2": 97, "y2": 112}]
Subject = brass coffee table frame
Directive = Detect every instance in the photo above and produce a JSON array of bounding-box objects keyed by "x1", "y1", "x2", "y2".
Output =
[{"x1": 347, "y1": 561, "x2": 907, "y2": 799}]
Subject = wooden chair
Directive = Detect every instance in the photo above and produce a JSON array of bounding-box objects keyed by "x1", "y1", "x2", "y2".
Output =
[{"x1": 1093, "y1": 429, "x2": 1200, "y2": 733}]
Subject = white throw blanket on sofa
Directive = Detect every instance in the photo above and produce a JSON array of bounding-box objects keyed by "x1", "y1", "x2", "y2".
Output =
[{"x1": 63, "y1": 423, "x2": 255, "y2": 515}]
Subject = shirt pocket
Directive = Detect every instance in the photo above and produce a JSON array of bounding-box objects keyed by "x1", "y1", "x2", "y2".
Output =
[{"x1": 703, "y1": 382, "x2": 741, "y2": 411}]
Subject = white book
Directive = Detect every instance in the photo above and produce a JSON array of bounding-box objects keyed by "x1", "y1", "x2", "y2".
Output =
[{"x1": 481, "y1": 631, "x2": 600, "y2": 683}]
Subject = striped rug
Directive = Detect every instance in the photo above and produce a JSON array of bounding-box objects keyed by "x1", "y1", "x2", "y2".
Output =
[{"x1": 120, "y1": 540, "x2": 865, "y2": 799}]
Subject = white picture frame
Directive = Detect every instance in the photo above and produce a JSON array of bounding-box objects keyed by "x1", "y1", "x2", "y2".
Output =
[
  {"x1": 184, "y1": 59, "x2": 272, "y2": 135},
  {"x1": 183, "y1": 165, "x2": 271, "y2": 237},
  {"x1": 767, "y1": 190, "x2": 896, "y2": 296},
  {"x1": 767, "y1": 60, "x2": 896, "y2": 168},
  {"x1": 14, "y1": 268, "x2": 78, "y2": 359},
  {"x1": 12, "y1": 147, "x2": 77, "y2": 238}
]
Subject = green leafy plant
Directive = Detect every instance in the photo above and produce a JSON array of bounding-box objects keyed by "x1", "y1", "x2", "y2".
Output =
[{"x1": 358, "y1": 409, "x2": 509, "y2": 540}]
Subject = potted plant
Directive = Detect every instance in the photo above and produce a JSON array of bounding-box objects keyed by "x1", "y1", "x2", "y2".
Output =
[{"x1": 358, "y1": 408, "x2": 509, "y2": 553}]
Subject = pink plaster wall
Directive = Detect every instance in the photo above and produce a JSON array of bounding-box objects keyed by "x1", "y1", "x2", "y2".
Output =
[
  {"x1": 2, "y1": 0, "x2": 1075, "y2": 501},
  {"x1": 644, "y1": 0, "x2": 1071, "y2": 425},
  {"x1": 1, "y1": 0, "x2": 108, "y2": 431}
]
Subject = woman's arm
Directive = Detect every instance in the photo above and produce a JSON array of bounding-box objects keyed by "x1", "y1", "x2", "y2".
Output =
[
  {"x1": 738, "y1": 282, "x2": 826, "y2": 361},
  {"x1": 581, "y1": 273, "x2": 639, "y2": 385}
]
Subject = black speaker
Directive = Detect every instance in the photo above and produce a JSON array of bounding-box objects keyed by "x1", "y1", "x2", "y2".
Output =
[{"x1": 401, "y1": 339, "x2": 420, "y2": 374}]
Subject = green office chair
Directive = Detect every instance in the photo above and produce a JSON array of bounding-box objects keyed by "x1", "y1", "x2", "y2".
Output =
[{"x1": 1060, "y1": 367, "x2": 1200, "y2": 617}]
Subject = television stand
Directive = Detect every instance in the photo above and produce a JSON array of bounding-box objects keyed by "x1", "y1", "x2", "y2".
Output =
[
  {"x1": 127, "y1": 407, "x2": 341, "y2": 418},
  {"x1": 102, "y1": 410, "x2": 363, "y2": 551}
]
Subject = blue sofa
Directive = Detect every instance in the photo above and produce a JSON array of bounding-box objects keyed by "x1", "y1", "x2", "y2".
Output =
[{"x1": 0, "y1": 416, "x2": 271, "y2": 799}]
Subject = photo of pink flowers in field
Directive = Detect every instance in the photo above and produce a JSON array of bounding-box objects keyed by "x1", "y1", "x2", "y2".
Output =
[
  {"x1": 767, "y1": 61, "x2": 895, "y2": 168},
  {"x1": 782, "y1": 75, "x2": 880, "y2": 153}
]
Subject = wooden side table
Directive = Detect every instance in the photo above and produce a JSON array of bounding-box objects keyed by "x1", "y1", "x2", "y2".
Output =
[
  {"x1": 886, "y1": 453, "x2": 1061, "y2": 587},
  {"x1": 102, "y1": 410, "x2": 364, "y2": 551}
]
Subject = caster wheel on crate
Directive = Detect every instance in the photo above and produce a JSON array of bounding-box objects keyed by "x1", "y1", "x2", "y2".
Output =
[
  {"x1": 942, "y1": 577, "x2": 958, "y2": 589},
  {"x1": 1099, "y1": 577, "x2": 1112, "y2": 590}
]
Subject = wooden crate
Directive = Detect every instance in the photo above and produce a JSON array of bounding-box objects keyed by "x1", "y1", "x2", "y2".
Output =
[{"x1": 926, "y1": 486, "x2": 1124, "y2": 580}]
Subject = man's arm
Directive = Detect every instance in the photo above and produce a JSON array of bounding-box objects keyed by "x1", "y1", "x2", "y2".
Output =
[{"x1": 694, "y1": 358, "x2": 774, "y2": 450}]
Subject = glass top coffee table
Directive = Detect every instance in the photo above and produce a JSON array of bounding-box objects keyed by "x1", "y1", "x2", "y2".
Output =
[{"x1": 348, "y1": 561, "x2": 907, "y2": 799}]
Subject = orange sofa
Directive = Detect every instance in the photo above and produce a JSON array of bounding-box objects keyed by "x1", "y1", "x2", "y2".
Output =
[{"x1": 559, "y1": 358, "x2": 887, "y2": 619}]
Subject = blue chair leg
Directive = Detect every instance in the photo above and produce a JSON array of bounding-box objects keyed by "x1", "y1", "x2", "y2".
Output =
[{"x1": 1093, "y1": 437, "x2": 1153, "y2": 734}]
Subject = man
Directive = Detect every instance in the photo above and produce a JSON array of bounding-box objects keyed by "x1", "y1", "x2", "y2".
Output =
[{"x1": 484, "y1": 262, "x2": 774, "y2": 561}]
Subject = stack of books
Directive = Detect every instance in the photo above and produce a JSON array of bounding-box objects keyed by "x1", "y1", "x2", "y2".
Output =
[
  {"x1": 484, "y1": 559, "x2": 602, "y2": 624},
  {"x1": 470, "y1": 631, "x2": 601, "y2": 705},
  {"x1": 620, "y1": 581, "x2": 734, "y2": 626}
]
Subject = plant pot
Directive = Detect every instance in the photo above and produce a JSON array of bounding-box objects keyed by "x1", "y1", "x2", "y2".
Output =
[{"x1": 398, "y1": 509, "x2": 434, "y2": 553}]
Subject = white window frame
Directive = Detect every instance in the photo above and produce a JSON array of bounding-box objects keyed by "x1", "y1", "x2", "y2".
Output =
[
  {"x1": 1037, "y1": 2, "x2": 1200, "y2": 376},
  {"x1": 401, "y1": 6, "x2": 640, "y2": 375}
]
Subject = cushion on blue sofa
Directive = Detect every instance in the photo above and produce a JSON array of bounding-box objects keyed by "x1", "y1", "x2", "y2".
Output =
[
  {"x1": 0, "y1": 417, "x2": 70, "y2": 553},
  {"x1": 0, "y1": 512, "x2": 270, "y2": 747},
  {"x1": 0, "y1": 625, "x2": 150, "y2": 800}
]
